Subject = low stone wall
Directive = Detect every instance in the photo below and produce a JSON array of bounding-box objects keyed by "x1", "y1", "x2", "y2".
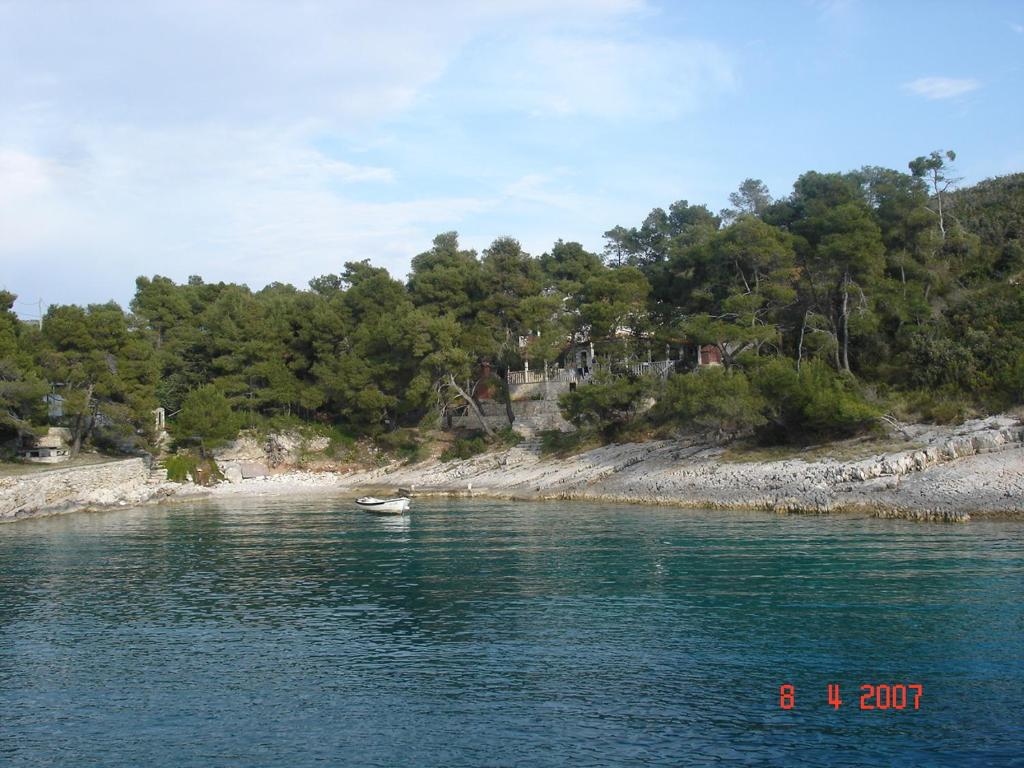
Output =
[
  {"x1": 509, "y1": 380, "x2": 572, "y2": 402},
  {"x1": 449, "y1": 414, "x2": 512, "y2": 431},
  {"x1": 448, "y1": 401, "x2": 512, "y2": 431},
  {"x1": 446, "y1": 398, "x2": 574, "y2": 433},
  {"x1": 0, "y1": 458, "x2": 155, "y2": 522}
]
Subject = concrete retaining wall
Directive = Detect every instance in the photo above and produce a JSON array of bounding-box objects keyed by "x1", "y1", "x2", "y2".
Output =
[
  {"x1": 447, "y1": 399, "x2": 574, "y2": 433},
  {"x1": 0, "y1": 458, "x2": 154, "y2": 522},
  {"x1": 509, "y1": 380, "x2": 572, "y2": 402},
  {"x1": 448, "y1": 401, "x2": 511, "y2": 431},
  {"x1": 449, "y1": 414, "x2": 512, "y2": 431}
]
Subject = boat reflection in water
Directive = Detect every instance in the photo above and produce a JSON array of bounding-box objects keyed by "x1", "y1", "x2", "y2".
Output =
[{"x1": 374, "y1": 513, "x2": 411, "y2": 533}]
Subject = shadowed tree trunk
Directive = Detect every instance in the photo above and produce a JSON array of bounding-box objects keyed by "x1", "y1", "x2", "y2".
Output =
[
  {"x1": 841, "y1": 273, "x2": 851, "y2": 373},
  {"x1": 70, "y1": 384, "x2": 95, "y2": 456},
  {"x1": 496, "y1": 365, "x2": 515, "y2": 427},
  {"x1": 797, "y1": 308, "x2": 809, "y2": 371},
  {"x1": 445, "y1": 374, "x2": 495, "y2": 437}
]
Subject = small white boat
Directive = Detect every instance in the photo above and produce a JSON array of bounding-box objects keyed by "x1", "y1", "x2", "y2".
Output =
[{"x1": 356, "y1": 496, "x2": 411, "y2": 514}]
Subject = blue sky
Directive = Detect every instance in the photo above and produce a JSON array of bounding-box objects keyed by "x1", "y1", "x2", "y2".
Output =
[{"x1": 2, "y1": 0, "x2": 1022, "y2": 316}]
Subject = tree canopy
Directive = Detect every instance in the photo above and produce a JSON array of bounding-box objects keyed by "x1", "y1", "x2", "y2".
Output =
[{"x1": 2, "y1": 155, "x2": 1022, "y2": 457}]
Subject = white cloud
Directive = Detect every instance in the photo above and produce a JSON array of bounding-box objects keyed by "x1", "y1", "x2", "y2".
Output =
[
  {"x1": 0, "y1": 0, "x2": 653, "y2": 127},
  {"x1": 0, "y1": 128, "x2": 492, "y2": 295},
  {"x1": 1, "y1": 3, "x2": 450, "y2": 125},
  {"x1": 0, "y1": 149, "x2": 56, "y2": 203},
  {"x1": 0, "y1": 0, "x2": 734, "y2": 307},
  {"x1": 504, "y1": 173, "x2": 587, "y2": 211},
  {"x1": 1010, "y1": 22, "x2": 1024, "y2": 34},
  {"x1": 904, "y1": 77, "x2": 982, "y2": 100},
  {"x1": 453, "y1": 35, "x2": 735, "y2": 119}
]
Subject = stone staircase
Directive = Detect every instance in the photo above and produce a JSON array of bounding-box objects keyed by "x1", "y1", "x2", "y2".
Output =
[
  {"x1": 510, "y1": 406, "x2": 573, "y2": 458},
  {"x1": 514, "y1": 434, "x2": 544, "y2": 457},
  {"x1": 511, "y1": 399, "x2": 574, "y2": 435},
  {"x1": 147, "y1": 462, "x2": 168, "y2": 486},
  {"x1": 508, "y1": 417, "x2": 543, "y2": 457}
]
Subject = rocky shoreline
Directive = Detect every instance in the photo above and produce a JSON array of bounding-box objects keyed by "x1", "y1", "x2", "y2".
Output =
[
  {"x1": 299, "y1": 414, "x2": 1023, "y2": 522},
  {"x1": 0, "y1": 458, "x2": 170, "y2": 523},
  {"x1": 2, "y1": 416, "x2": 1022, "y2": 524}
]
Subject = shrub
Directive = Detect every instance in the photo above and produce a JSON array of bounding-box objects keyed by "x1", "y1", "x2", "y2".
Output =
[
  {"x1": 494, "y1": 425, "x2": 519, "y2": 443},
  {"x1": 889, "y1": 389, "x2": 970, "y2": 424},
  {"x1": 327, "y1": 430, "x2": 357, "y2": 459},
  {"x1": 752, "y1": 359, "x2": 879, "y2": 443},
  {"x1": 163, "y1": 453, "x2": 197, "y2": 483},
  {"x1": 994, "y1": 350, "x2": 1024, "y2": 406},
  {"x1": 539, "y1": 428, "x2": 600, "y2": 457},
  {"x1": 163, "y1": 453, "x2": 224, "y2": 485},
  {"x1": 903, "y1": 333, "x2": 980, "y2": 390},
  {"x1": 653, "y1": 367, "x2": 766, "y2": 440},
  {"x1": 559, "y1": 370, "x2": 653, "y2": 438},
  {"x1": 440, "y1": 433, "x2": 489, "y2": 462},
  {"x1": 375, "y1": 428, "x2": 425, "y2": 463}
]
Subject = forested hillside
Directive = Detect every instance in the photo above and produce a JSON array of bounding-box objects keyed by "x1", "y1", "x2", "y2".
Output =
[{"x1": 2, "y1": 154, "x2": 1022, "y2": 456}]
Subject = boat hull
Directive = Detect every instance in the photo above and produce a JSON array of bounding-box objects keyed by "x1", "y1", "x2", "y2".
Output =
[{"x1": 356, "y1": 497, "x2": 411, "y2": 514}]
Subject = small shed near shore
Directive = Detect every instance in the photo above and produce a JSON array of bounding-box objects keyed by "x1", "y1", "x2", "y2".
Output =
[{"x1": 20, "y1": 427, "x2": 72, "y2": 463}]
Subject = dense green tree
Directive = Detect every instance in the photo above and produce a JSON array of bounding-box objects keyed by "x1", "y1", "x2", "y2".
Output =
[
  {"x1": 173, "y1": 385, "x2": 240, "y2": 452},
  {"x1": 777, "y1": 174, "x2": 887, "y2": 373},
  {"x1": 946, "y1": 173, "x2": 1024, "y2": 280},
  {"x1": 539, "y1": 240, "x2": 603, "y2": 295},
  {"x1": 675, "y1": 216, "x2": 797, "y2": 367},
  {"x1": 0, "y1": 292, "x2": 47, "y2": 444},
  {"x1": 579, "y1": 266, "x2": 650, "y2": 342},
  {"x1": 751, "y1": 359, "x2": 879, "y2": 443},
  {"x1": 478, "y1": 237, "x2": 542, "y2": 350},
  {"x1": 131, "y1": 276, "x2": 191, "y2": 348},
  {"x1": 721, "y1": 178, "x2": 773, "y2": 222},
  {"x1": 39, "y1": 302, "x2": 158, "y2": 453},
  {"x1": 654, "y1": 367, "x2": 766, "y2": 439},
  {"x1": 909, "y1": 150, "x2": 958, "y2": 241},
  {"x1": 5, "y1": 162, "x2": 1023, "y2": 460},
  {"x1": 407, "y1": 232, "x2": 482, "y2": 321},
  {"x1": 559, "y1": 370, "x2": 653, "y2": 437}
]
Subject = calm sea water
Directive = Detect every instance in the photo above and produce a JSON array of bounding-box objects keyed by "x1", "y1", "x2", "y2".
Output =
[{"x1": 1, "y1": 498, "x2": 1022, "y2": 767}]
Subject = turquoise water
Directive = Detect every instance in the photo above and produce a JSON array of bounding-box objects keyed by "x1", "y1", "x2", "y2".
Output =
[{"x1": 1, "y1": 499, "x2": 1022, "y2": 767}]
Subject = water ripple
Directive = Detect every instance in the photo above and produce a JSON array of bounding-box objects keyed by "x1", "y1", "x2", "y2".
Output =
[{"x1": 1, "y1": 499, "x2": 1022, "y2": 766}]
